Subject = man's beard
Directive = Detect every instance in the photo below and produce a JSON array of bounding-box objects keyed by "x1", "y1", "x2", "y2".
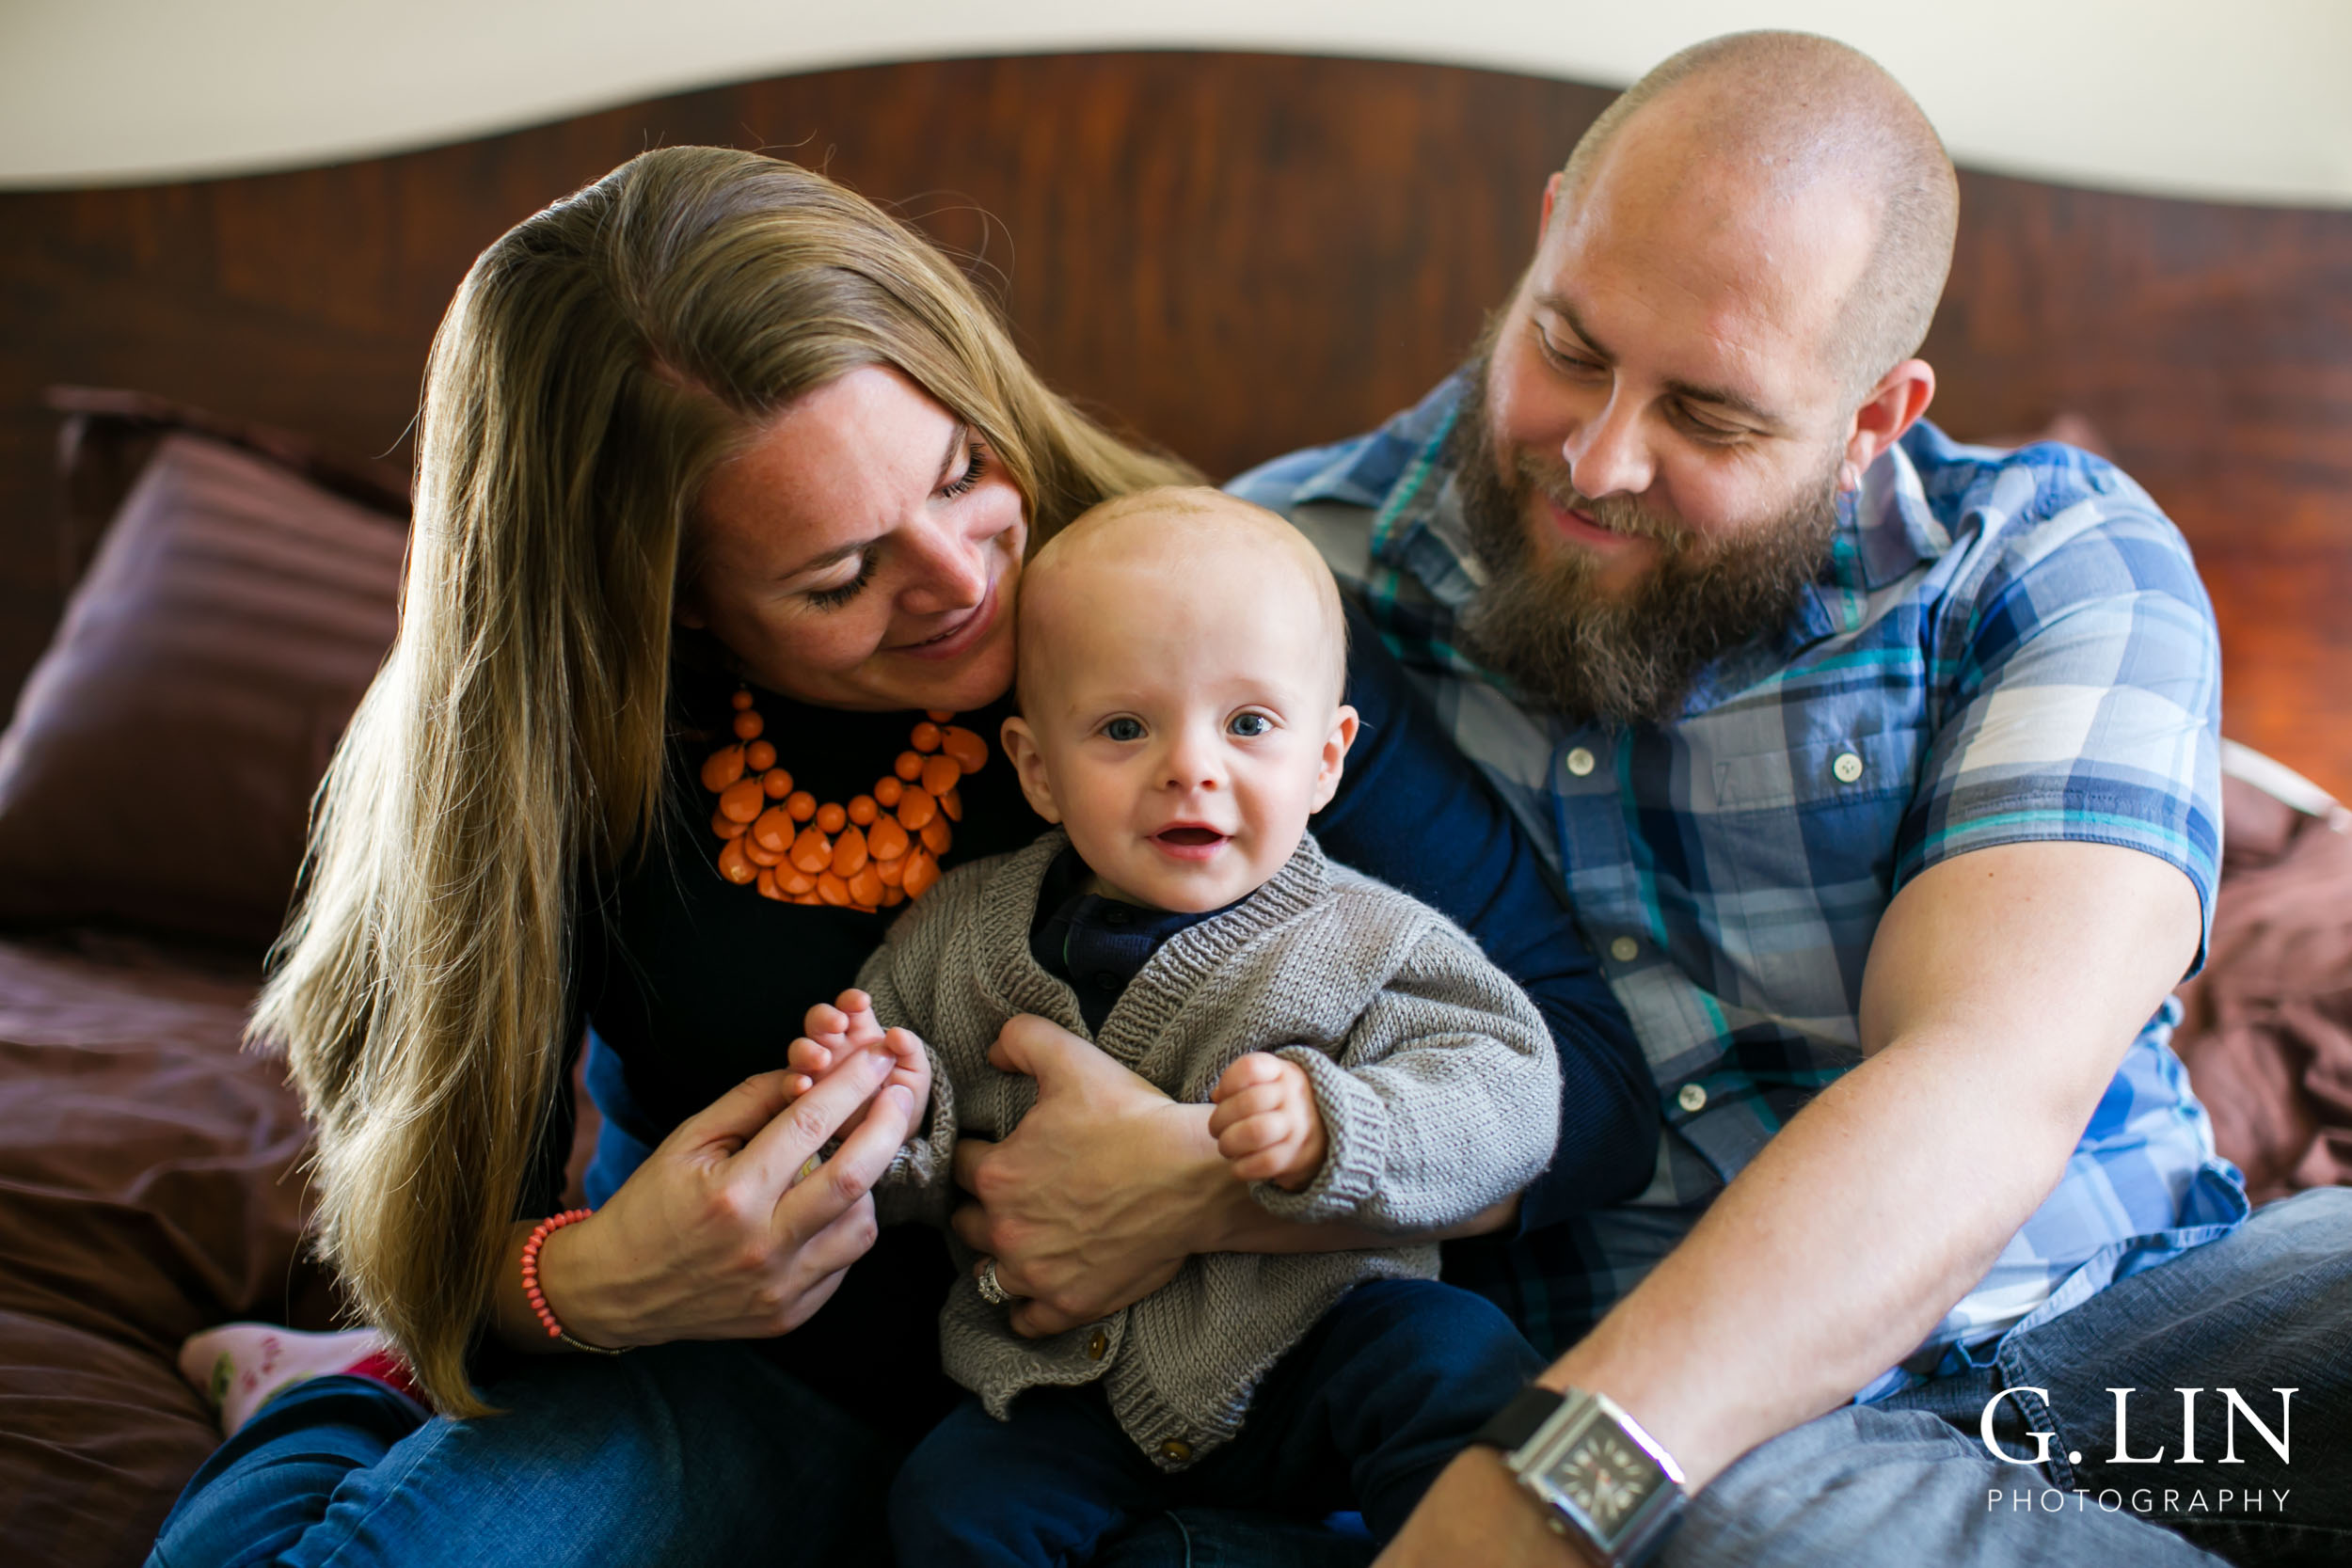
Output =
[{"x1": 1451, "y1": 350, "x2": 1842, "y2": 727}]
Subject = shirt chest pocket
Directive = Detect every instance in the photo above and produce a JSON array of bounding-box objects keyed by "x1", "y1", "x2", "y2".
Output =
[{"x1": 1704, "y1": 727, "x2": 1926, "y2": 1004}]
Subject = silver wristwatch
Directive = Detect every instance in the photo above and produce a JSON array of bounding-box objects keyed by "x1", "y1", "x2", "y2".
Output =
[{"x1": 1472, "y1": 1386, "x2": 1687, "y2": 1566}]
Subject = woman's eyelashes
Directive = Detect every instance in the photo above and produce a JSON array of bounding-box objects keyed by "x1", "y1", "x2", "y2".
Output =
[
  {"x1": 803, "y1": 550, "x2": 877, "y2": 610},
  {"x1": 941, "y1": 440, "x2": 990, "y2": 499}
]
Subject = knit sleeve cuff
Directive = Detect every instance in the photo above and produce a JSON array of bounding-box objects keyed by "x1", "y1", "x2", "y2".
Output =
[
  {"x1": 872, "y1": 1067, "x2": 956, "y2": 1227},
  {"x1": 1248, "y1": 1046, "x2": 1391, "y2": 1224}
]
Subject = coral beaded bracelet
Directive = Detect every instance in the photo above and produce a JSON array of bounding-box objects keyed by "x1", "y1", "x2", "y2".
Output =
[{"x1": 519, "y1": 1209, "x2": 625, "y2": 1355}]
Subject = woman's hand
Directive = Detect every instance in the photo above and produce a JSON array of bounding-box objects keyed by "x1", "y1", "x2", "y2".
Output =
[
  {"x1": 503, "y1": 1045, "x2": 914, "y2": 1352},
  {"x1": 948, "y1": 1014, "x2": 1250, "y2": 1338}
]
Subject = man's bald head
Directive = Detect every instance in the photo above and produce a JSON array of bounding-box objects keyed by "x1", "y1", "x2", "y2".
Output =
[{"x1": 1559, "y1": 31, "x2": 1958, "y2": 399}]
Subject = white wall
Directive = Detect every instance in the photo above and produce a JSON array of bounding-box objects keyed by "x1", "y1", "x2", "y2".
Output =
[{"x1": 4, "y1": 0, "x2": 2348, "y2": 205}]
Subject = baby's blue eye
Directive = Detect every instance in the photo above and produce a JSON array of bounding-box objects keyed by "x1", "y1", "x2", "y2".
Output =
[
  {"x1": 1228, "y1": 712, "x2": 1272, "y2": 737},
  {"x1": 1104, "y1": 717, "x2": 1145, "y2": 742}
]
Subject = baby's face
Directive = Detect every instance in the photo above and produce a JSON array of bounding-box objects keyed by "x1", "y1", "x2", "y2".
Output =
[{"x1": 1005, "y1": 513, "x2": 1356, "y2": 913}]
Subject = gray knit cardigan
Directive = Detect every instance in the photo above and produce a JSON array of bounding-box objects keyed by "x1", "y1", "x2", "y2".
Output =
[{"x1": 862, "y1": 828, "x2": 1561, "y2": 1469}]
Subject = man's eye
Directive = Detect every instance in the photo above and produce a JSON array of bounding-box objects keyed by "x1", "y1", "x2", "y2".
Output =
[
  {"x1": 1228, "y1": 712, "x2": 1272, "y2": 737},
  {"x1": 1534, "y1": 327, "x2": 1602, "y2": 374},
  {"x1": 1104, "y1": 717, "x2": 1145, "y2": 742},
  {"x1": 1676, "y1": 406, "x2": 1746, "y2": 444}
]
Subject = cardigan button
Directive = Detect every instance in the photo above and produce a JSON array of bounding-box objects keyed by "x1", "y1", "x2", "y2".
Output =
[
  {"x1": 1087, "y1": 1330, "x2": 1109, "y2": 1361},
  {"x1": 1159, "y1": 1439, "x2": 1193, "y2": 1465}
]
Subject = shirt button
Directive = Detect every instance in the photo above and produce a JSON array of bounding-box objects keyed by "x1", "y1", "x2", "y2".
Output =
[
  {"x1": 1094, "y1": 973, "x2": 1120, "y2": 990},
  {"x1": 1105, "y1": 907, "x2": 1131, "y2": 926},
  {"x1": 1565, "y1": 747, "x2": 1597, "y2": 778},
  {"x1": 1609, "y1": 936, "x2": 1640, "y2": 963},
  {"x1": 1832, "y1": 751, "x2": 1865, "y2": 784},
  {"x1": 1087, "y1": 1330, "x2": 1109, "y2": 1361},
  {"x1": 1678, "y1": 1083, "x2": 1708, "y2": 1113},
  {"x1": 1159, "y1": 1439, "x2": 1193, "y2": 1465}
]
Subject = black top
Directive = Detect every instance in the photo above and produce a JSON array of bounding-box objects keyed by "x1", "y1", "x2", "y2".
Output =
[{"x1": 531, "y1": 600, "x2": 1654, "y2": 1434}]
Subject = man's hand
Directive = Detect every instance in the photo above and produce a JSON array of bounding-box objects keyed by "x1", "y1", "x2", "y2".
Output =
[
  {"x1": 949, "y1": 1013, "x2": 1232, "y2": 1337},
  {"x1": 1375, "y1": 1450, "x2": 1581, "y2": 1566},
  {"x1": 1208, "y1": 1052, "x2": 1327, "y2": 1189}
]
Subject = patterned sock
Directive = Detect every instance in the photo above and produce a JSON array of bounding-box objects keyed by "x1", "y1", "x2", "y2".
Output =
[{"x1": 176, "y1": 1323, "x2": 410, "y2": 1437}]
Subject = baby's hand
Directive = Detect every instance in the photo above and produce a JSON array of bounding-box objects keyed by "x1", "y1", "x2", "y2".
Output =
[
  {"x1": 1208, "y1": 1053, "x2": 1327, "y2": 1191},
  {"x1": 786, "y1": 989, "x2": 932, "y2": 1138},
  {"x1": 786, "y1": 988, "x2": 888, "y2": 1092}
]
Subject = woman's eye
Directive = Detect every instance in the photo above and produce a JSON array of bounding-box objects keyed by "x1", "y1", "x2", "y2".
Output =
[
  {"x1": 1104, "y1": 717, "x2": 1145, "y2": 742},
  {"x1": 804, "y1": 552, "x2": 876, "y2": 610},
  {"x1": 941, "y1": 439, "x2": 990, "y2": 499},
  {"x1": 1228, "y1": 712, "x2": 1273, "y2": 737}
]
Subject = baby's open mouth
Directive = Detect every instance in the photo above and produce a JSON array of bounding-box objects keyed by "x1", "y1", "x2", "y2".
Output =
[{"x1": 1154, "y1": 827, "x2": 1226, "y2": 847}]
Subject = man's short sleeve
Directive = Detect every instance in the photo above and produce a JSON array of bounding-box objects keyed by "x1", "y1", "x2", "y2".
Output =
[{"x1": 1895, "y1": 484, "x2": 2223, "y2": 972}]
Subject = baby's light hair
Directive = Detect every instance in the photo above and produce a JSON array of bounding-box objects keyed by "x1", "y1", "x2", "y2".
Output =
[{"x1": 1015, "y1": 486, "x2": 1348, "y2": 715}]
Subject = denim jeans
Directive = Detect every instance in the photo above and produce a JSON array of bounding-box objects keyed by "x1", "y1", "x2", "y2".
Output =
[
  {"x1": 148, "y1": 1188, "x2": 2351, "y2": 1567},
  {"x1": 890, "y1": 1278, "x2": 1540, "y2": 1565},
  {"x1": 145, "y1": 1342, "x2": 897, "y2": 1568},
  {"x1": 1667, "y1": 1186, "x2": 2352, "y2": 1568}
]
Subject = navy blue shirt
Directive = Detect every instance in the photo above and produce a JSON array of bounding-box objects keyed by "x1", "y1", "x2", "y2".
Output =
[{"x1": 1028, "y1": 846, "x2": 1226, "y2": 1035}]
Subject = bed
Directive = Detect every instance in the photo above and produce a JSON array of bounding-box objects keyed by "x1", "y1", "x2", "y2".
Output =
[{"x1": 2, "y1": 50, "x2": 2347, "y2": 1568}]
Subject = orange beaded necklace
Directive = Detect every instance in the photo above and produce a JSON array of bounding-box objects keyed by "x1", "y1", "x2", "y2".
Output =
[{"x1": 699, "y1": 690, "x2": 989, "y2": 912}]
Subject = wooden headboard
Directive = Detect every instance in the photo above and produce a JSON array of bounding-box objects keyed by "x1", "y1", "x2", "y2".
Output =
[{"x1": 4, "y1": 52, "x2": 2347, "y2": 794}]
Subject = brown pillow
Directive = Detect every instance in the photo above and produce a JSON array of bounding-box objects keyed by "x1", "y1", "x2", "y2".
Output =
[
  {"x1": 0, "y1": 935, "x2": 331, "y2": 1568},
  {"x1": 0, "y1": 434, "x2": 405, "y2": 947},
  {"x1": 42, "y1": 386, "x2": 411, "y2": 590}
]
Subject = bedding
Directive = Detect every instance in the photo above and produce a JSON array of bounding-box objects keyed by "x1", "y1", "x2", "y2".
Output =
[
  {"x1": 0, "y1": 430, "x2": 406, "y2": 946},
  {"x1": 0, "y1": 933, "x2": 324, "y2": 1564},
  {"x1": 2172, "y1": 771, "x2": 2352, "y2": 1200}
]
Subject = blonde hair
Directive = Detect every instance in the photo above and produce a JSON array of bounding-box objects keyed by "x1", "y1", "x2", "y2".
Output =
[
  {"x1": 1018, "y1": 486, "x2": 1349, "y2": 710},
  {"x1": 253, "y1": 147, "x2": 1195, "y2": 1416}
]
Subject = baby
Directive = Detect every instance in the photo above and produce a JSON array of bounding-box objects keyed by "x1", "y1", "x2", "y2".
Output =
[{"x1": 787, "y1": 488, "x2": 1561, "y2": 1563}]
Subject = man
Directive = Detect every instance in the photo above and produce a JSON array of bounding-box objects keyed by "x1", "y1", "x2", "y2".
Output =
[{"x1": 1226, "y1": 29, "x2": 2348, "y2": 1568}]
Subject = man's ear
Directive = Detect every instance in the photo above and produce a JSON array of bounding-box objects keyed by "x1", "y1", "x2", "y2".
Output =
[
  {"x1": 999, "y1": 715, "x2": 1062, "y2": 825},
  {"x1": 1309, "y1": 705, "x2": 1361, "y2": 816},
  {"x1": 1839, "y1": 359, "x2": 1937, "y2": 490}
]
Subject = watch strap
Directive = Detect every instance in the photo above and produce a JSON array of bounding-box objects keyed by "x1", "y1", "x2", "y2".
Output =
[{"x1": 1474, "y1": 1384, "x2": 1566, "y2": 1453}]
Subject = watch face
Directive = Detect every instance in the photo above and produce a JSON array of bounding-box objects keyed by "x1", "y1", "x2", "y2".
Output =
[{"x1": 1559, "y1": 1430, "x2": 1661, "y2": 1533}]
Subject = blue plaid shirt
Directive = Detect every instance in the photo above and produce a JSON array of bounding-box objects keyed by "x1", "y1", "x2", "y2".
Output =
[{"x1": 1231, "y1": 376, "x2": 2249, "y2": 1399}]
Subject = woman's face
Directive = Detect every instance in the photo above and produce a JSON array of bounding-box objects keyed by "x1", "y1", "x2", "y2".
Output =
[{"x1": 681, "y1": 365, "x2": 1027, "y2": 713}]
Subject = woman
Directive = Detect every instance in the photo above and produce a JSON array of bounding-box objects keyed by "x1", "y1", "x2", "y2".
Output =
[{"x1": 150, "y1": 146, "x2": 1645, "y2": 1567}]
